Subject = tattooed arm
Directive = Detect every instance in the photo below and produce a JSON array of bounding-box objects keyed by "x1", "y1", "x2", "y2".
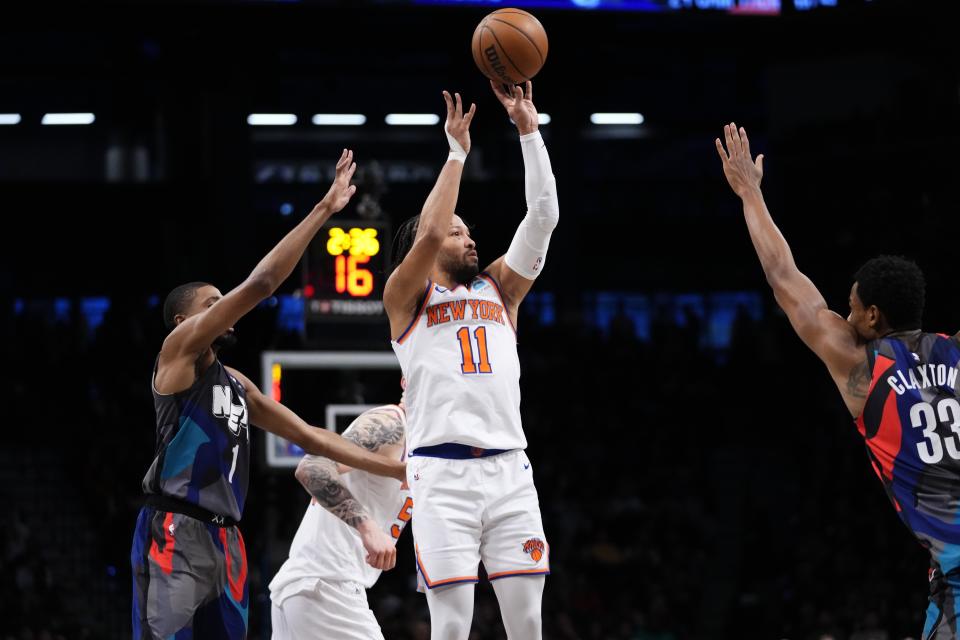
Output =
[
  {"x1": 294, "y1": 407, "x2": 405, "y2": 570},
  {"x1": 295, "y1": 457, "x2": 372, "y2": 528}
]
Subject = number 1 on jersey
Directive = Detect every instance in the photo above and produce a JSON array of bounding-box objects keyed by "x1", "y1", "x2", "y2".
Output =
[
  {"x1": 457, "y1": 326, "x2": 493, "y2": 374},
  {"x1": 228, "y1": 444, "x2": 239, "y2": 483}
]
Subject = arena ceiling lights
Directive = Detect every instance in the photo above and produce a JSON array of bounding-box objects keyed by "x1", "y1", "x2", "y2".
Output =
[
  {"x1": 312, "y1": 114, "x2": 367, "y2": 125},
  {"x1": 41, "y1": 113, "x2": 96, "y2": 125},
  {"x1": 589, "y1": 112, "x2": 645, "y2": 125}
]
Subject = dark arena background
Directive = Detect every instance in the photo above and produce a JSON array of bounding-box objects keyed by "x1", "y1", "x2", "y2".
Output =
[{"x1": 2, "y1": 0, "x2": 959, "y2": 638}]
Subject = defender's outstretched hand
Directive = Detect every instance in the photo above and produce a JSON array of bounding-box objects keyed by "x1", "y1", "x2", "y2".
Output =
[
  {"x1": 715, "y1": 123, "x2": 764, "y2": 199},
  {"x1": 316, "y1": 149, "x2": 358, "y2": 214}
]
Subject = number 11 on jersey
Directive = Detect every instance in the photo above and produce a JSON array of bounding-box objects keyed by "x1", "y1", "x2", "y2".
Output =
[{"x1": 457, "y1": 326, "x2": 493, "y2": 374}]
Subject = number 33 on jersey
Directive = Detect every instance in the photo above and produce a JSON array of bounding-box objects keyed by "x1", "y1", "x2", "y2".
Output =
[{"x1": 855, "y1": 332, "x2": 960, "y2": 566}]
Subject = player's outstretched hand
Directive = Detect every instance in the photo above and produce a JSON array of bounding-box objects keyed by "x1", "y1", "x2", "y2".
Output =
[
  {"x1": 316, "y1": 148, "x2": 358, "y2": 214},
  {"x1": 443, "y1": 90, "x2": 476, "y2": 158},
  {"x1": 491, "y1": 79, "x2": 538, "y2": 136},
  {"x1": 715, "y1": 123, "x2": 764, "y2": 199}
]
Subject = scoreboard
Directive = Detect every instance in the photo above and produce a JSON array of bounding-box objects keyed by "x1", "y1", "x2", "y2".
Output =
[{"x1": 302, "y1": 219, "x2": 391, "y2": 320}]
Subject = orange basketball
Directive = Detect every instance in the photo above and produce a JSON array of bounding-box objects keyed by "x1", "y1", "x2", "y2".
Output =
[{"x1": 471, "y1": 8, "x2": 548, "y2": 86}]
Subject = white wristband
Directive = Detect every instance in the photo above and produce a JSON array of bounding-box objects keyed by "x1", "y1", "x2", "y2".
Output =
[{"x1": 445, "y1": 123, "x2": 468, "y2": 164}]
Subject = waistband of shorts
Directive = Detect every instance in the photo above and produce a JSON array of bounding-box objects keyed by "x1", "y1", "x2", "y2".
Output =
[
  {"x1": 145, "y1": 494, "x2": 239, "y2": 528},
  {"x1": 409, "y1": 443, "x2": 512, "y2": 459}
]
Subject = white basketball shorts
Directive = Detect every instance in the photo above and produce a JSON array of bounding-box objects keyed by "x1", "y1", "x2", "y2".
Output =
[{"x1": 407, "y1": 448, "x2": 549, "y2": 589}]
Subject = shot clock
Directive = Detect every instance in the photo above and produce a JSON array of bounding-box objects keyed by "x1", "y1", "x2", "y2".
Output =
[{"x1": 302, "y1": 219, "x2": 391, "y2": 320}]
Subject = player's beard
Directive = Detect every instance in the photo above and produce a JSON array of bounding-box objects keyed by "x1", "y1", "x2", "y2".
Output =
[
  {"x1": 442, "y1": 252, "x2": 479, "y2": 286},
  {"x1": 213, "y1": 329, "x2": 237, "y2": 352},
  {"x1": 451, "y1": 261, "x2": 479, "y2": 286}
]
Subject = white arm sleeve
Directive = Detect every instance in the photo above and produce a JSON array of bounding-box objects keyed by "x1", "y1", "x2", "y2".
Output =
[
  {"x1": 520, "y1": 130, "x2": 554, "y2": 208},
  {"x1": 505, "y1": 131, "x2": 559, "y2": 280}
]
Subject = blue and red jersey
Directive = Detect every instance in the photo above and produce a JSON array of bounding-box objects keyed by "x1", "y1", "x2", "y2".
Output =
[{"x1": 856, "y1": 331, "x2": 960, "y2": 576}]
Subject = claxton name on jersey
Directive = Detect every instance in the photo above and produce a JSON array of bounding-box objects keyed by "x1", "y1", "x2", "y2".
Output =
[
  {"x1": 887, "y1": 363, "x2": 960, "y2": 396},
  {"x1": 426, "y1": 299, "x2": 507, "y2": 328}
]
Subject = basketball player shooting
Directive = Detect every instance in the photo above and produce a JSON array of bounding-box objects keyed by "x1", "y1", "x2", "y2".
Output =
[
  {"x1": 717, "y1": 123, "x2": 960, "y2": 640},
  {"x1": 383, "y1": 83, "x2": 558, "y2": 640},
  {"x1": 269, "y1": 400, "x2": 412, "y2": 639},
  {"x1": 130, "y1": 149, "x2": 407, "y2": 640}
]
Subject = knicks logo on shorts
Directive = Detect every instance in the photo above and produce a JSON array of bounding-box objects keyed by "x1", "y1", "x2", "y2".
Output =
[{"x1": 522, "y1": 538, "x2": 545, "y2": 563}]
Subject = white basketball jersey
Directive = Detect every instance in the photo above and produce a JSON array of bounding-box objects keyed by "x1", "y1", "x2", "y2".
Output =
[
  {"x1": 391, "y1": 273, "x2": 526, "y2": 452},
  {"x1": 269, "y1": 406, "x2": 413, "y2": 597}
]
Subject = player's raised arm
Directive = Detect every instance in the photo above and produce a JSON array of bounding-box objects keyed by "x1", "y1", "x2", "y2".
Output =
[
  {"x1": 383, "y1": 91, "x2": 475, "y2": 337},
  {"x1": 716, "y1": 123, "x2": 866, "y2": 414},
  {"x1": 162, "y1": 150, "x2": 357, "y2": 360},
  {"x1": 484, "y1": 80, "x2": 559, "y2": 312}
]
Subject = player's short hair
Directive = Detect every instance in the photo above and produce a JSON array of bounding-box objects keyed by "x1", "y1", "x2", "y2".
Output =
[
  {"x1": 163, "y1": 281, "x2": 210, "y2": 330},
  {"x1": 854, "y1": 255, "x2": 925, "y2": 331}
]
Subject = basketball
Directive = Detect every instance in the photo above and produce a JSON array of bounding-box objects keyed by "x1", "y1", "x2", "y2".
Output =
[{"x1": 471, "y1": 8, "x2": 548, "y2": 86}]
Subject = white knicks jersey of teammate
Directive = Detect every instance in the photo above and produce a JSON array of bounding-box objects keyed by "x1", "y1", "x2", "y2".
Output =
[
  {"x1": 269, "y1": 409, "x2": 413, "y2": 601},
  {"x1": 391, "y1": 273, "x2": 525, "y2": 452}
]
